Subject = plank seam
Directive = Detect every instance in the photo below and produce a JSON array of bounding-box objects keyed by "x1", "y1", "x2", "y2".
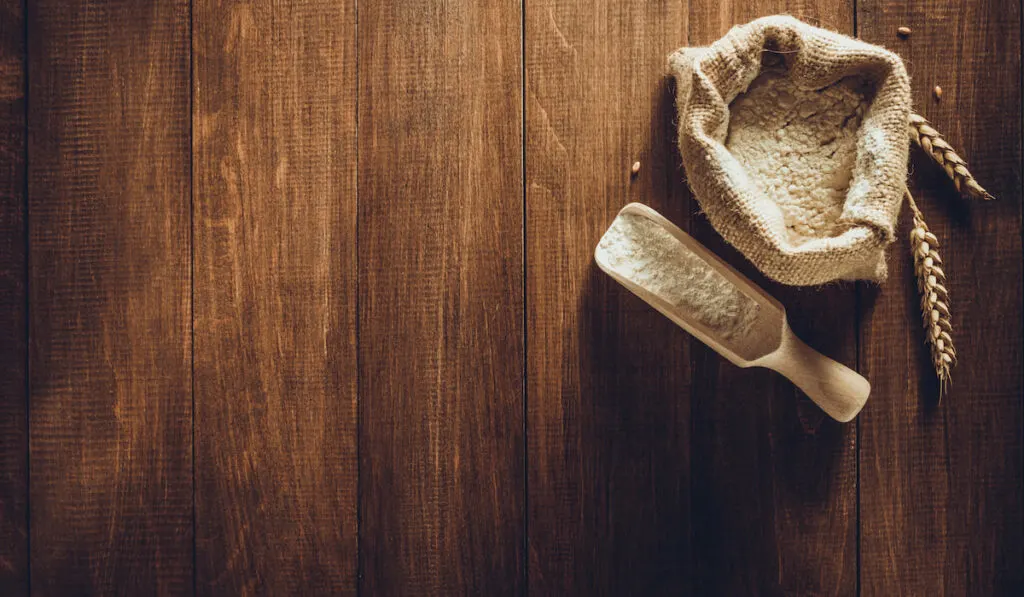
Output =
[
  {"x1": 354, "y1": 0, "x2": 362, "y2": 593},
  {"x1": 22, "y1": 0, "x2": 31, "y2": 592},
  {"x1": 189, "y1": 0, "x2": 197, "y2": 593},
  {"x1": 1019, "y1": 0, "x2": 1024, "y2": 582},
  {"x1": 520, "y1": 0, "x2": 528, "y2": 594}
]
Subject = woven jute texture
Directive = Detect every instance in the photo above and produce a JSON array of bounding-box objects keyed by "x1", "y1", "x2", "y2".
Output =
[{"x1": 668, "y1": 16, "x2": 911, "y2": 285}]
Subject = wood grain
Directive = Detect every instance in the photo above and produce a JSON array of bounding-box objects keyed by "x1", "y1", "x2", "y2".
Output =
[
  {"x1": 357, "y1": 0, "x2": 525, "y2": 594},
  {"x1": 525, "y1": 3, "x2": 693, "y2": 594},
  {"x1": 26, "y1": 1, "x2": 192, "y2": 594},
  {"x1": 858, "y1": 0, "x2": 1024, "y2": 594},
  {"x1": 1, "y1": 1, "x2": 1022, "y2": 593},
  {"x1": 192, "y1": 1, "x2": 358, "y2": 594},
  {"x1": 0, "y1": 0, "x2": 26, "y2": 593},
  {"x1": 685, "y1": 2, "x2": 858, "y2": 594}
]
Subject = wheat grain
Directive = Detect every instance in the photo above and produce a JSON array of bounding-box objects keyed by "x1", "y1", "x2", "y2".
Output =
[
  {"x1": 908, "y1": 113, "x2": 994, "y2": 201},
  {"x1": 906, "y1": 188, "x2": 957, "y2": 395}
]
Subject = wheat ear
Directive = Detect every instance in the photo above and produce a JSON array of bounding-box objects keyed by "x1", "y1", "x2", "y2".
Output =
[
  {"x1": 908, "y1": 113, "x2": 994, "y2": 201},
  {"x1": 906, "y1": 188, "x2": 957, "y2": 395}
]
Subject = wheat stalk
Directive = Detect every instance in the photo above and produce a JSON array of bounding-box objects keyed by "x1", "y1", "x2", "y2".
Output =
[
  {"x1": 906, "y1": 187, "x2": 957, "y2": 395},
  {"x1": 908, "y1": 113, "x2": 994, "y2": 201}
]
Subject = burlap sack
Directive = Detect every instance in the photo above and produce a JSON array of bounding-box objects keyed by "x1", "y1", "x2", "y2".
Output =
[{"x1": 668, "y1": 16, "x2": 911, "y2": 285}]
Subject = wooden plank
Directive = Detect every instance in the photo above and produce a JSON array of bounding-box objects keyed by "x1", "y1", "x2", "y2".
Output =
[
  {"x1": 525, "y1": 2, "x2": 694, "y2": 594},
  {"x1": 685, "y1": 2, "x2": 858, "y2": 594},
  {"x1": 858, "y1": 1, "x2": 1023, "y2": 594},
  {"x1": 357, "y1": 0, "x2": 525, "y2": 593},
  {"x1": 192, "y1": 1, "x2": 358, "y2": 594},
  {"x1": 26, "y1": 1, "x2": 192, "y2": 594},
  {"x1": 0, "y1": 0, "x2": 27, "y2": 593}
]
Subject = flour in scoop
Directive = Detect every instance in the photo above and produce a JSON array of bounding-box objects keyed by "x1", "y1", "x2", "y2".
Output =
[{"x1": 596, "y1": 213, "x2": 760, "y2": 342}]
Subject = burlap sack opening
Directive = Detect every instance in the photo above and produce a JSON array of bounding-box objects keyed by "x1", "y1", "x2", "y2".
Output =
[{"x1": 668, "y1": 16, "x2": 911, "y2": 285}]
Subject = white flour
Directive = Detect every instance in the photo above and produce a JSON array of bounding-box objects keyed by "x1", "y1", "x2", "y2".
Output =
[
  {"x1": 726, "y1": 71, "x2": 868, "y2": 244},
  {"x1": 596, "y1": 213, "x2": 760, "y2": 342}
]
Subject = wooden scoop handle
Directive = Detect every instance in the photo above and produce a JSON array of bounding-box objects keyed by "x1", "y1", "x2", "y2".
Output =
[{"x1": 756, "y1": 321, "x2": 870, "y2": 422}]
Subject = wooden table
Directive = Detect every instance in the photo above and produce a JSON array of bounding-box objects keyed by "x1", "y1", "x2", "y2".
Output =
[{"x1": 1, "y1": 0, "x2": 1020, "y2": 595}]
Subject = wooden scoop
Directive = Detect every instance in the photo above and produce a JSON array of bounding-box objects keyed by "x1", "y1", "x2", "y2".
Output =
[{"x1": 594, "y1": 203, "x2": 869, "y2": 422}]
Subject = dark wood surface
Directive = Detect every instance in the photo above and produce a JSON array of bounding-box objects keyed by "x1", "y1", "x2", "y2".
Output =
[
  {"x1": 1, "y1": 0, "x2": 1021, "y2": 595},
  {"x1": 357, "y1": 0, "x2": 524, "y2": 594},
  {"x1": 192, "y1": 1, "x2": 358, "y2": 594},
  {"x1": 0, "y1": 0, "x2": 26, "y2": 594},
  {"x1": 25, "y1": 1, "x2": 193, "y2": 594}
]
